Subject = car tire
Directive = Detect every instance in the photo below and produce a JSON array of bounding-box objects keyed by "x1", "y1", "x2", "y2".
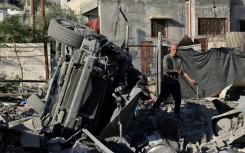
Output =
[{"x1": 48, "y1": 18, "x2": 94, "y2": 48}]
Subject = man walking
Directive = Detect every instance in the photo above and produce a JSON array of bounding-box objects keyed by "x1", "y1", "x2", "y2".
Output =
[{"x1": 153, "y1": 44, "x2": 196, "y2": 114}]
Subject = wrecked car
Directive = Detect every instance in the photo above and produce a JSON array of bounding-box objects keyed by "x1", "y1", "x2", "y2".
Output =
[{"x1": 0, "y1": 18, "x2": 154, "y2": 153}]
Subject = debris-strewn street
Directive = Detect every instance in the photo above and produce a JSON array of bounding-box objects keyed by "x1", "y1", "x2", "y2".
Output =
[
  {"x1": 0, "y1": 16, "x2": 245, "y2": 152},
  {"x1": 1, "y1": 0, "x2": 245, "y2": 151},
  {"x1": 1, "y1": 91, "x2": 245, "y2": 153}
]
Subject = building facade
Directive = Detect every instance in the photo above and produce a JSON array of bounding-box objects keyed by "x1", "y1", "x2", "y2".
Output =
[
  {"x1": 61, "y1": 0, "x2": 245, "y2": 71},
  {"x1": 0, "y1": 3, "x2": 22, "y2": 22},
  {"x1": 78, "y1": 0, "x2": 245, "y2": 46}
]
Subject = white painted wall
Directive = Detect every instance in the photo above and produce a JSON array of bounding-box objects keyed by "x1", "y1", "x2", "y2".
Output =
[
  {"x1": 61, "y1": 0, "x2": 82, "y2": 14},
  {"x1": 7, "y1": 8, "x2": 23, "y2": 16},
  {"x1": 0, "y1": 8, "x2": 22, "y2": 22},
  {"x1": 0, "y1": 9, "x2": 8, "y2": 21}
]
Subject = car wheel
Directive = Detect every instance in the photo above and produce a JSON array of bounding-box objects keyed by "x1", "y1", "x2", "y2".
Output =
[{"x1": 48, "y1": 18, "x2": 94, "y2": 48}]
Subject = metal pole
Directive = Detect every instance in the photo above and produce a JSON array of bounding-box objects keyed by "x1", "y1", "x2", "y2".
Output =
[
  {"x1": 157, "y1": 32, "x2": 162, "y2": 96},
  {"x1": 125, "y1": 25, "x2": 129, "y2": 49},
  {"x1": 187, "y1": 0, "x2": 192, "y2": 38},
  {"x1": 196, "y1": 85, "x2": 199, "y2": 100},
  {"x1": 30, "y1": 0, "x2": 35, "y2": 42},
  {"x1": 41, "y1": 0, "x2": 49, "y2": 80}
]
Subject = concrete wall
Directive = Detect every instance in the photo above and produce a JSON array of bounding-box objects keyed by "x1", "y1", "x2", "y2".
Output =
[
  {"x1": 80, "y1": 0, "x2": 98, "y2": 14},
  {"x1": 0, "y1": 9, "x2": 8, "y2": 22},
  {"x1": 74, "y1": 0, "x2": 245, "y2": 67},
  {"x1": 61, "y1": 0, "x2": 83, "y2": 14},
  {"x1": 0, "y1": 44, "x2": 50, "y2": 86},
  {"x1": 72, "y1": 0, "x2": 244, "y2": 48},
  {"x1": 60, "y1": 0, "x2": 98, "y2": 15},
  {"x1": 192, "y1": 0, "x2": 230, "y2": 49},
  {"x1": 50, "y1": 0, "x2": 61, "y2": 5},
  {"x1": 193, "y1": 0, "x2": 230, "y2": 38},
  {"x1": 97, "y1": 0, "x2": 189, "y2": 70},
  {"x1": 0, "y1": 8, "x2": 22, "y2": 22},
  {"x1": 99, "y1": 0, "x2": 188, "y2": 47},
  {"x1": 7, "y1": 8, "x2": 23, "y2": 16},
  {"x1": 0, "y1": 10, "x2": 5, "y2": 21}
]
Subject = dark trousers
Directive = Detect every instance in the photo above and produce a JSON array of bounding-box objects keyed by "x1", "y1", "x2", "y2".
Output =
[{"x1": 155, "y1": 81, "x2": 181, "y2": 113}]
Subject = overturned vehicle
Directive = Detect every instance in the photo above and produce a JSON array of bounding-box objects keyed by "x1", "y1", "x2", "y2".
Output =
[{"x1": 0, "y1": 18, "x2": 154, "y2": 153}]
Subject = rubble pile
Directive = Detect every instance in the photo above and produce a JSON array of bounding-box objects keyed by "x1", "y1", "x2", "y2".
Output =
[
  {"x1": 0, "y1": 94, "x2": 245, "y2": 152},
  {"x1": 124, "y1": 98, "x2": 216, "y2": 152},
  {"x1": 125, "y1": 97, "x2": 245, "y2": 153}
]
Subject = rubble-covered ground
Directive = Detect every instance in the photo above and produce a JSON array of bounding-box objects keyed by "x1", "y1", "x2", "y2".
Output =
[{"x1": 0, "y1": 95, "x2": 244, "y2": 153}]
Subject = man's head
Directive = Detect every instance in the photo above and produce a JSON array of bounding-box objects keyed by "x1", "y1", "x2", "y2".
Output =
[{"x1": 170, "y1": 44, "x2": 178, "y2": 57}]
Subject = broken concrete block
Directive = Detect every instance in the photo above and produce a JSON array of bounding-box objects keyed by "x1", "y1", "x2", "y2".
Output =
[
  {"x1": 48, "y1": 143, "x2": 62, "y2": 152},
  {"x1": 47, "y1": 137, "x2": 66, "y2": 144},
  {"x1": 46, "y1": 137, "x2": 66, "y2": 152},
  {"x1": 206, "y1": 146, "x2": 218, "y2": 153},
  {"x1": 146, "y1": 132, "x2": 164, "y2": 147},
  {"x1": 8, "y1": 116, "x2": 42, "y2": 132},
  {"x1": 0, "y1": 115, "x2": 6, "y2": 123},
  {"x1": 20, "y1": 130, "x2": 40, "y2": 149},
  {"x1": 8, "y1": 117, "x2": 32, "y2": 130},
  {"x1": 0, "y1": 115, "x2": 8, "y2": 129},
  {"x1": 26, "y1": 94, "x2": 45, "y2": 114},
  {"x1": 69, "y1": 140, "x2": 88, "y2": 153}
]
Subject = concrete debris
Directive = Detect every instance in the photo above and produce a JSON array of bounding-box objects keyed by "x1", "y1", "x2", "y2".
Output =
[
  {"x1": 69, "y1": 141, "x2": 88, "y2": 153},
  {"x1": 47, "y1": 137, "x2": 66, "y2": 144},
  {"x1": 1, "y1": 84, "x2": 245, "y2": 153},
  {"x1": 20, "y1": 130, "x2": 40, "y2": 149}
]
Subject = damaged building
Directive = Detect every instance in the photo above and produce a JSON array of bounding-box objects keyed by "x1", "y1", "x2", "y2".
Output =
[
  {"x1": 78, "y1": 0, "x2": 245, "y2": 45},
  {"x1": 76, "y1": 0, "x2": 245, "y2": 71}
]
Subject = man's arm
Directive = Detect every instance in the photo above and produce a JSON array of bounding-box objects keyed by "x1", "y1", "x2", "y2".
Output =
[
  {"x1": 166, "y1": 69, "x2": 196, "y2": 86},
  {"x1": 183, "y1": 72, "x2": 196, "y2": 86}
]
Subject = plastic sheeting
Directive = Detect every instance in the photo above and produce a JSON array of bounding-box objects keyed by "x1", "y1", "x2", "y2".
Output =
[{"x1": 178, "y1": 48, "x2": 245, "y2": 99}]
